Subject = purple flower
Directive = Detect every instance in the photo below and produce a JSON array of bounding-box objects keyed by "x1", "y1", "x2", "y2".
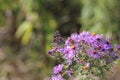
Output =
[
  {"x1": 70, "y1": 33, "x2": 79, "y2": 42},
  {"x1": 49, "y1": 31, "x2": 119, "y2": 80},
  {"x1": 88, "y1": 36, "x2": 96, "y2": 43},
  {"x1": 78, "y1": 31, "x2": 91, "y2": 43},
  {"x1": 53, "y1": 64, "x2": 63, "y2": 74},
  {"x1": 48, "y1": 50, "x2": 54, "y2": 55},
  {"x1": 57, "y1": 48, "x2": 64, "y2": 53},
  {"x1": 95, "y1": 34, "x2": 103, "y2": 39},
  {"x1": 115, "y1": 45, "x2": 120, "y2": 51},
  {"x1": 89, "y1": 34, "x2": 103, "y2": 47},
  {"x1": 65, "y1": 37, "x2": 71, "y2": 45},
  {"x1": 48, "y1": 46, "x2": 58, "y2": 55},
  {"x1": 103, "y1": 44, "x2": 112, "y2": 50},
  {"x1": 63, "y1": 46, "x2": 76, "y2": 64},
  {"x1": 65, "y1": 70, "x2": 73, "y2": 76},
  {"x1": 109, "y1": 51, "x2": 119, "y2": 60},
  {"x1": 65, "y1": 33, "x2": 79, "y2": 45},
  {"x1": 86, "y1": 62, "x2": 90, "y2": 68},
  {"x1": 87, "y1": 48, "x2": 100, "y2": 58},
  {"x1": 50, "y1": 74, "x2": 64, "y2": 80}
]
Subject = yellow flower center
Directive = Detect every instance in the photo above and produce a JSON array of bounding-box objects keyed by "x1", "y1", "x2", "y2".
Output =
[
  {"x1": 71, "y1": 46, "x2": 75, "y2": 49},
  {"x1": 92, "y1": 32, "x2": 96, "y2": 36},
  {"x1": 83, "y1": 66, "x2": 87, "y2": 69}
]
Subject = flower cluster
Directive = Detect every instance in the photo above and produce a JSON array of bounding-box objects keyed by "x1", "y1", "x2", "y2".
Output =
[
  {"x1": 50, "y1": 64, "x2": 64, "y2": 80},
  {"x1": 48, "y1": 31, "x2": 119, "y2": 80}
]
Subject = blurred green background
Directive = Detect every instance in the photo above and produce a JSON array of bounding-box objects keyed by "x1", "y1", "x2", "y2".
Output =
[{"x1": 0, "y1": 0, "x2": 120, "y2": 80}]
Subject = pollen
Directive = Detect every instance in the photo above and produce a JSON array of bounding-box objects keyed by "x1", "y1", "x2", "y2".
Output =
[
  {"x1": 83, "y1": 66, "x2": 87, "y2": 69},
  {"x1": 71, "y1": 46, "x2": 75, "y2": 49},
  {"x1": 92, "y1": 32, "x2": 96, "y2": 36},
  {"x1": 93, "y1": 50, "x2": 96, "y2": 54}
]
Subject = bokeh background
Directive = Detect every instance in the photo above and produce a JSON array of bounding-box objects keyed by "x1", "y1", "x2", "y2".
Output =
[{"x1": 0, "y1": 0, "x2": 120, "y2": 80}]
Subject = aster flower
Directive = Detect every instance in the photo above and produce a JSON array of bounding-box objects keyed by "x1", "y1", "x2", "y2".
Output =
[
  {"x1": 86, "y1": 62, "x2": 90, "y2": 68},
  {"x1": 70, "y1": 33, "x2": 79, "y2": 43},
  {"x1": 53, "y1": 64, "x2": 63, "y2": 74},
  {"x1": 78, "y1": 31, "x2": 91, "y2": 44},
  {"x1": 50, "y1": 74, "x2": 64, "y2": 80},
  {"x1": 65, "y1": 70, "x2": 73, "y2": 76},
  {"x1": 103, "y1": 43, "x2": 112, "y2": 50},
  {"x1": 87, "y1": 48, "x2": 100, "y2": 59},
  {"x1": 83, "y1": 62, "x2": 90, "y2": 69},
  {"x1": 115, "y1": 45, "x2": 120, "y2": 51},
  {"x1": 48, "y1": 50, "x2": 54, "y2": 55},
  {"x1": 94, "y1": 34, "x2": 103, "y2": 39},
  {"x1": 49, "y1": 31, "x2": 119, "y2": 80},
  {"x1": 63, "y1": 47, "x2": 76, "y2": 64},
  {"x1": 47, "y1": 46, "x2": 58, "y2": 55}
]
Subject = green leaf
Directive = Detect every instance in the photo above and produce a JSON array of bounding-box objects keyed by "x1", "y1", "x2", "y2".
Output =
[{"x1": 15, "y1": 21, "x2": 33, "y2": 45}]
